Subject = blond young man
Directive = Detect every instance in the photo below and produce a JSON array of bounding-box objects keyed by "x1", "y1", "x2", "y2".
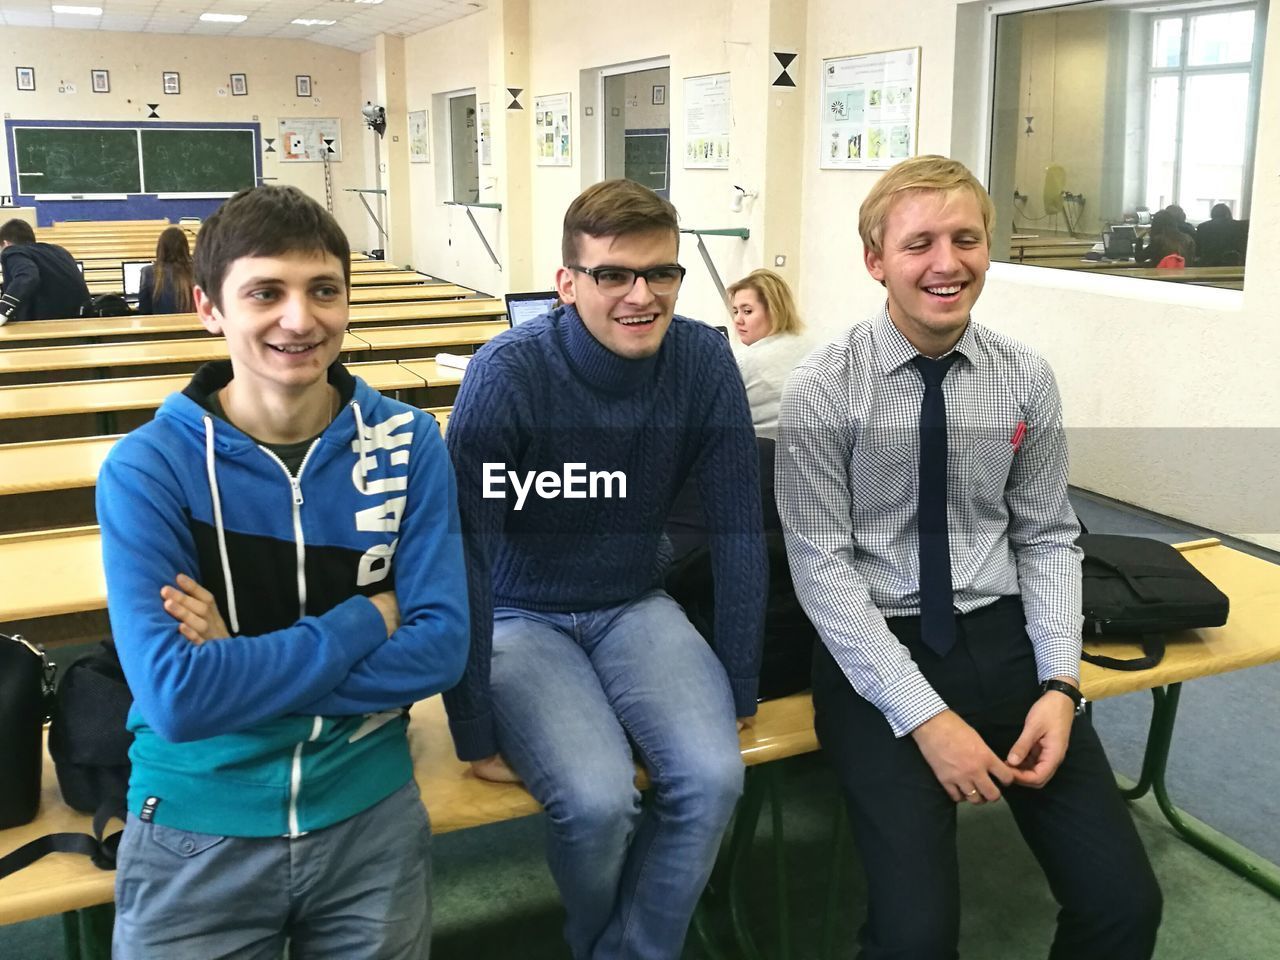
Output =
[{"x1": 777, "y1": 156, "x2": 1161, "y2": 959}]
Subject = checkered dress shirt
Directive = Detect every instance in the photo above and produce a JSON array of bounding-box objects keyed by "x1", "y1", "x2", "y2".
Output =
[{"x1": 777, "y1": 306, "x2": 1083, "y2": 736}]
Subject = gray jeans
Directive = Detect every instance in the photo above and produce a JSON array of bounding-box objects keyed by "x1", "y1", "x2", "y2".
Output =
[{"x1": 113, "y1": 779, "x2": 431, "y2": 960}]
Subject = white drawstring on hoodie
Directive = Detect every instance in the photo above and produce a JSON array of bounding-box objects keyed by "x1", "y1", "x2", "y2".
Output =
[{"x1": 203, "y1": 415, "x2": 241, "y2": 634}]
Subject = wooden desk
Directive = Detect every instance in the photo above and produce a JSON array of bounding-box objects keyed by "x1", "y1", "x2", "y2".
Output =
[
  {"x1": 348, "y1": 271, "x2": 435, "y2": 287},
  {"x1": 0, "y1": 526, "x2": 104, "y2": 621},
  {"x1": 0, "y1": 299, "x2": 505, "y2": 345},
  {"x1": 0, "y1": 361, "x2": 427, "y2": 435},
  {"x1": 398, "y1": 358, "x2": 466, "y2": 387},
  {"x1": 0, "y1": 436, "x2": 119, "y2": 496},
  {"x1": 0, "y1": 333, "x2": 368, "y2": 382},
  {"x1": 348, "y1": 321, "x2": 505, "y2": 353},
  {"x1": 349, "y1": 284, "x2": 472, "y2": 305}
]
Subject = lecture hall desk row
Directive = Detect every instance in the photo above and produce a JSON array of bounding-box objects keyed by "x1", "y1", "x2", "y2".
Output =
[
  {"x1": 82, "y1": 270, "x2": 437, "y2": 297},
  {"x1": 0, "y1": 298, "x2": 506, "y2": 347},
  {"x1": 78, "y1": 259, "x2": 412, "y2": 286},
  {"x1": 0, "y1": 319, "x2": 505, "y2": 386},
  {"x1": 0, "y1": 348, "x2": 470, "y2": 444}
]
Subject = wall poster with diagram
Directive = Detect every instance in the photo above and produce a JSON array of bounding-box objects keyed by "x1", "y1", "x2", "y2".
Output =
[
  {"x1": 819, "y1": 47, "x2": 919, "y2": 170},
  {"x1": 533, "y1": 92, "x2": 571, "y2": 166},
  {"x1": 683, "y1": 73, "x2": 731, "y2": 169}
]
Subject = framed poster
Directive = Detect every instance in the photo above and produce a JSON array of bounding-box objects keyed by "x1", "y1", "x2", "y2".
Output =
[
  {"x1": 16, "y1": 67, "x2": 35, "y2": 91},
  {"x1": 279, "y1": 117, "x2": 342, "y2": 162},
  {"x1": 651, "y1": 84, "x2": 666, "y2": 106},
  {"x1": 683, "y1": 73, "x2": 731, "y2": 169},
  {"x1": 409, "y1": 109, "x2": 430, "y2": 163},
  {"x1": 533, "y1": 92, "x2": 571, "y2": 166},
  {"x1": 91, "y1": 69, "x2": 110, "y2": 94},
  {"x1": 296, "y1": 75, "x2": 312, "y2": 98},
  {"x1": 230, "y1": 73, "x2": 247, "y2": 96},
  {"x1": 819, "y1": 47, "x2": 920, "y2": 170},
  {"x1": 162, "y1": 71, "x2": 181, "y2": 95}
]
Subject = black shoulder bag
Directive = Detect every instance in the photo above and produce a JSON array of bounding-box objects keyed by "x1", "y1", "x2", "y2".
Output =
[{"x1": 1079, "y1": 534, "x2": 1230, "y2": 671}]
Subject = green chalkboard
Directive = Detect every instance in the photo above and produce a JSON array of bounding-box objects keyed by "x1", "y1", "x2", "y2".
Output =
[
  {"x1": 141, "y1": 129, "x2": 256, "y2": 193},
  {"x1": 624, "y1": 133, "x2": 669, "y2": 192},
  {"x1": 13, "y1": 127, "x2": 142, "y2": 195}
]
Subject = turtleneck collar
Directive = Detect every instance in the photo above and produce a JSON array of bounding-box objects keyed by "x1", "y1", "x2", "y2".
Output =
[{"x1": 557, "y1": 302, "x2": 662, "y2": 395}]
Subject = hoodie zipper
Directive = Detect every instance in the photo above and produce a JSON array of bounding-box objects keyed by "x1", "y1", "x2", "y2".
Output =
[{"x1": 257, "y1": 438, "x2": 325, "y2": 837}]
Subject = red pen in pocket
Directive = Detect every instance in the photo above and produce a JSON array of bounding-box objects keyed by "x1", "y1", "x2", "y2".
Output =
[{"x1": 1011, "y1": 420, "x2": 1027, "y2": 452}]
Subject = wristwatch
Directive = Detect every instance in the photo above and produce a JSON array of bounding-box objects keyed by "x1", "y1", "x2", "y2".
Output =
[{"x1": 1041, "y1": 678, "x2": 1087, "y2": 715}]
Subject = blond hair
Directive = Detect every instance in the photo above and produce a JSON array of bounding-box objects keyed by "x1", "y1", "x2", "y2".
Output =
[
  {"x1": 727, "y1": 268, "x2": 803, "y2": 336},
  {"x1": 858, "y1": 155, "x2": 995, "y2": 255}
]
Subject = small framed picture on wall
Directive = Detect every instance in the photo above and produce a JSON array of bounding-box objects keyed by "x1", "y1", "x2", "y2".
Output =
[
  {"x1": 91, "y1": 69, "x2": 110, "y2": 94},
  {"x1": 231, "y1": 73, "x2": 248, "y2": 96},
  {"x1": 162, "y1": 71, "x2": 181, "y2": 95},
  {"x1": 651, "y1": 84, "x2": 666, "y2": 106},
  {"x1": 295, "y1": 75, "x2": 312, "y2": 98},
  {"x1": 15, "y1": 67, "x2": 35, "y2": 92}
]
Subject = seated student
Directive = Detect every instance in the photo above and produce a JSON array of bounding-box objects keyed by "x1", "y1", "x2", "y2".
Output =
[
  {"x1": 728, "y1": 268, "x2": 814, "y2": 440},
  {"x1": 445, "y1": 179, "x2": 767, "y2": 960},
  {"x1": 777, "y1": 155, "x2": 1162, "y2": 959},
  {"x1": 1164, "y1": 203, "x2": 1198, "y2": 242},
  {"x1": 138, "y1": 225, "x2": 195, "y2": 314},
  {"x1": 1138, "y1": 209, "x2": 1195, "y2": 266},
  {"x1": 96, "y1": 185, "x2": 469, "y2": 959},
  {"x1": 0, "y1": 218, "x2": 92, "y2": 324},
  {"x1": 1196, "y1": 203, "x2": 1245, "y2": 266}
]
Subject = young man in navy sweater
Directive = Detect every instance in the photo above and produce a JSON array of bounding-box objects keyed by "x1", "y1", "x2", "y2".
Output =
[
  {"x1": 97, "y1": 185, "x2": 469, "y2": 958},
  {"x1": 445, "y1": 179, "x2": 767, "y2": 960},
  {"x1": 0, "y1": 218, "x2": 91, "y2": 323}
]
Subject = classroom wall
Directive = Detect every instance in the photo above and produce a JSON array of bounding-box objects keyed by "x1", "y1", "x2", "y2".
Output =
[
  {"x1": 401, "y1": 9, "x2": 498, "y2": 294},
  {"x1": 800, "y1": 0, "x2": 1280, "y2": 550},
  {"x1": 0, "y1": 27, "x2": 369, "y2": 242}
]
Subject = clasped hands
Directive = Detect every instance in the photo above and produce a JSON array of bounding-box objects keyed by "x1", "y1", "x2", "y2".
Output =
[{"x1": 911, "y1": 689, "x2": 1076, "y2": 805}]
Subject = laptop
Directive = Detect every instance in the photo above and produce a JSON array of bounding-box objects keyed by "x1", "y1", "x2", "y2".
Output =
[
  {"x1": 1104, "y1": 225, "x2": 1137, "y2": 260},
  {"x1": 504, "y1": 290, "x2": 559, "y2": 328},
  {"x1": 121, "y1": 260, "x2": 150, "y2": 298}
]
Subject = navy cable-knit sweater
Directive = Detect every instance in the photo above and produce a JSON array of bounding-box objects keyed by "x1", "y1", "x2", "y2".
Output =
[{"x1": 443, "y1": 303, "x2": 767, "y2": 761}]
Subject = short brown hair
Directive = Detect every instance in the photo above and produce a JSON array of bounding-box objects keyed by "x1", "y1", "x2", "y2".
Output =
[
  {"x1": 727, "y1": 269, "x2": 804, "y2": 336},
  {"x1": 561, "y1": 179, "x2": 679, "y2": 265},
  {"x1": 0, "y1": 219, "x2": 36, "y2": 245},
  {"x1": 194, "y1": 185, "x2": 350, "y2": 311},
  {"x1": 858, "y1": 156, "x2": 995, "y2": 255}
]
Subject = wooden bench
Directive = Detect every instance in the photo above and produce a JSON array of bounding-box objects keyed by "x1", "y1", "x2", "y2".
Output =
[
  {"x1": 4, "y1": 540, "x2": 1279, "y2": 956},
  {"x1": 0, "y1": 299, "x2": 506, "y2": 346},
  {"x1": 82, "y1": 270, "x2": 439, "y2": 297},
  {"x1": 349, "y1": 284, "x2": 473, "y2": 305}
]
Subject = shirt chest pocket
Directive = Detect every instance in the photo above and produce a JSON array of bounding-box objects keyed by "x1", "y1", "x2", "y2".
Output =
[
  {"x1": 848, "y1": 443, "x2": 914, "y2": 515},
  {"x1": 967, "y1": 437, "x2": 1015, "y2": 505}
]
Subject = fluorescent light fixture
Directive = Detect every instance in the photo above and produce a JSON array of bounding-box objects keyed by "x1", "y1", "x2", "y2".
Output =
[
  {"x1": 199, "y1": 12, "x2": 248, "y2": 23},
  {"x1": 51, "y1": 5, "x2": 103, "y2": 14},
  {"x1": 292, "y1": 18, "x2": 337, "y2": 25}
]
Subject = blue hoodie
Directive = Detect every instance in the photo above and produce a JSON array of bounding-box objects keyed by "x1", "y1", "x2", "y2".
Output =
[{"x1": 97, "y1": 361, "x2": 469, "y2": 837}]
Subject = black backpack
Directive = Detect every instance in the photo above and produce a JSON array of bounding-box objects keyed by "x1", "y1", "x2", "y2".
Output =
[
  {"x1": 666, "y1": 530, "x2": 817, "y2": 701},
  {"x1": 0, "y1": 641, "x2": 132, "y2": 880},
  {"x1": 81, "y1": 293, "x2": 133, "y2": 318}
]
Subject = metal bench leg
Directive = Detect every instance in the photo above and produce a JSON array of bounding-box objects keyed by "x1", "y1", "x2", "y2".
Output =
[{"x1": 1122, "y1": 682, "x2": 1280, "y2": 898}]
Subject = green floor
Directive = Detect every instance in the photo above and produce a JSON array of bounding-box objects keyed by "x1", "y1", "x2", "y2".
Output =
[{"x1": 9, "y1": 753, "x2": 1278, "y2": 959}]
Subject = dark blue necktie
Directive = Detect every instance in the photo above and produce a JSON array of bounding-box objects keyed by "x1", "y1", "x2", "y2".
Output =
[{"x1": 912, "y1": 354, "x2": 959, "y2": 657}]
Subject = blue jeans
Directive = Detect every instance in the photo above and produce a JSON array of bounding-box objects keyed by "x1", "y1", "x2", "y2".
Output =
[
  {"x1": 112, "y1": 780, "x2": 431, "y2": 960},
  {"x1": 490, "y1": 588, "x2": 744, "y2": 960}
]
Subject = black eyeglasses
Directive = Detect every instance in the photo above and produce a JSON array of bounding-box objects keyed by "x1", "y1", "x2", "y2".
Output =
[{"x1": 568, "y1": 263, "x2": 686, "y2": 296}]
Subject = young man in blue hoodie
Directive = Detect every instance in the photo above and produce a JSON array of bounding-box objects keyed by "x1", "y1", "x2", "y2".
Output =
[
  {"x1": 97, "y1": 185, "x2": 469, "y2": 959},
  {"x1": 445, "y1": 179, "x2": 767, "y2": 960}
]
